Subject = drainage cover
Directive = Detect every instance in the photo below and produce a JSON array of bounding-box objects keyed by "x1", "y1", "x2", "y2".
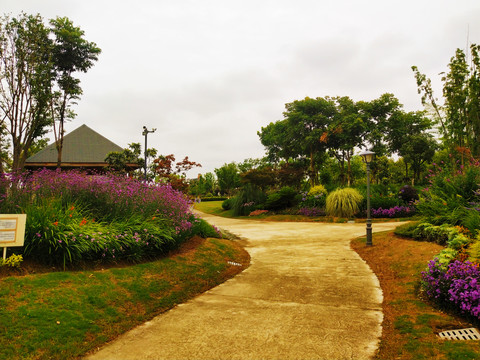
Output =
[{"x1": 438, "y1": 328, "x2": 480, "y2": 340}]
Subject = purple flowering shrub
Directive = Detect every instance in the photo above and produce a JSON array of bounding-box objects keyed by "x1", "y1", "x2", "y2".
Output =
[
  {"x1": 297, "y1": 207, "x2": 325, "y2": 217},
  {"x1": 422, "y1": 259, "x2": 480, "y2": 319},
  {"x1": 0, "y1": 169, "x2": 214, "y2": 266},
  {"x1": 371, "y1": 206, "x2": 416, "y2": 218},
  {"x1": 398, "y1": 185, "x2": 419, "y2": 204}
]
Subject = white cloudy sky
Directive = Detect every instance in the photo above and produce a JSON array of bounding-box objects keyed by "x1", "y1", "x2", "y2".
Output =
[{"x1": 3, "y1": 0, "x2": 480, "y2": 175}]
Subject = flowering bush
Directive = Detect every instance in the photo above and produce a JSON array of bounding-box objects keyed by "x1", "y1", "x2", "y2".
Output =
[
  {"x1": 371, "y1": 206, "x2": 416, "y2": 218},
  {"x1": 422, "y1": 259, "x2": 480, "y2": 319},
  {"x1": 297, "y1": 207, "x2": 325, "y2": 217},
  {"x1": 398, "y1": 185, "x2": 419, "y2": 204},
  {"x1": 0, "y1": 169, "x2": 217, "y2": 266}
]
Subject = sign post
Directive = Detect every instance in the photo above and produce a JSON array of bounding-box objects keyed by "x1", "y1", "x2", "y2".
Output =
[{"x1": 0, "y1": 214, "x2": 27, "y2": 260}]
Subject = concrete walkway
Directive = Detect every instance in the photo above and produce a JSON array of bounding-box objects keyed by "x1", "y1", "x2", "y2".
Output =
[{"x1": 85, "y1": 213, "x2": 404, "y2": 360}]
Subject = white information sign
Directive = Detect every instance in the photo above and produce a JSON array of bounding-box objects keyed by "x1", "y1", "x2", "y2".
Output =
[{"x1": 0, "y1": 214, "x2": 26, "y2": 246}]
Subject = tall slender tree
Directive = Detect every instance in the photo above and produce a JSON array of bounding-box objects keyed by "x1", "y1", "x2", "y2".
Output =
[
  {"x1": 413, "y1": 44, "x2": 480, "y2": 159},
  {"x1": 49, "y1": 17, "x2": 101, "y2": 167}
]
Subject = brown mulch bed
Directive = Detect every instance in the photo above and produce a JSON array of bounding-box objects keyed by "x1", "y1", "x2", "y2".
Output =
[{"x1": 351, "y1": 231, "x2": 476, "y2": 359}]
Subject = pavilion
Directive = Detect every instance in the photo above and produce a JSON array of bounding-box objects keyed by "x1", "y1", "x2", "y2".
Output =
[{"x1": 24, "y1": 124, "x2": 139, "y2": 172}]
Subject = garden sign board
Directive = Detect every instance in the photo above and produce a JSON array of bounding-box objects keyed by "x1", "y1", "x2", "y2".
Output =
[{"x1": 0, "y1": 214, "x2": 26, "y2": 260}]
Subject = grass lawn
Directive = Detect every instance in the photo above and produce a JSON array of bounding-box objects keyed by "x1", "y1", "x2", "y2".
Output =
[
  {"x1": 0, "y1": 236, "x2": 249, "y2": 360},
  {"x1": 352, "y1": 232, "x2": 480, "y2": 359}
]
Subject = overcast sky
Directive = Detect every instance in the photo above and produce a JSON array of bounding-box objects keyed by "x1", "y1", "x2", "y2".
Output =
[{"x1": 3, "y1": 0, "x2": 480, "y2": 175}]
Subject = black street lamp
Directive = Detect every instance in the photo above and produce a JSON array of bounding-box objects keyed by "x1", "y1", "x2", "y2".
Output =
[
  {"x1": 142, "y1": 126, "x2": 156, "y2": 181},
  {"x1": 360, "y1": 150, "x2": 375, "y2": 246}
]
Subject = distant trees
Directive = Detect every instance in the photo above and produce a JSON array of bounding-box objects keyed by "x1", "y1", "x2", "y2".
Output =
[
  {"x1": 0, "y1": 13, "x2": 100, "y2": 170},
  {"x1": 258, "y1": 93, "x2": 431, "y2": 186}
]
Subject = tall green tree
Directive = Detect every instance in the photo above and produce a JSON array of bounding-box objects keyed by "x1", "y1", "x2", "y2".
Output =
[
  {"x1": 259, "y1": 97, "x2": 337, "y2": 186},
  {"x1": 359, "y1": 93, "x2": 402, "y2": 157},
  {"x1": 323, "y1": 96, "x2": 368, "y2": 186},
  {"x1": 215, "y1": 162, "x2": 241, "y2": 196},
  {"x1": 49, "y1": 17, "x2": 101, "y2": 167},
  {"x1": 0, "y1": 13, "x2": 53, "y2": 170},
  {"x1": 399, "y1": 134, "x2": 437, "y2": 184},
  {"x1": 385, "y1": 110, "x2": 434, "y2": 182}
]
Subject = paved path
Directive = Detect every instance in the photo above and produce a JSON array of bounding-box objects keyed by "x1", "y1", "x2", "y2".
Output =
[{"x1": 85, "y1": 213, "x2": 404, "y2": 360}]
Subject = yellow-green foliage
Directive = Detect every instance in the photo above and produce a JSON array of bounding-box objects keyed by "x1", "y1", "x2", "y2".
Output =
[
  {"x1": 308, "y1": 185, "x2": 328, "y2": 197},
  {"x1": 326, "y1": 188, "x2": 363, "y2": 218},
  {"x1": 468, "y1": 237, "x2": 480, "y2": 262},
  {"x1": 0, "y1": 254, "x2": 23, "y2": 268}
]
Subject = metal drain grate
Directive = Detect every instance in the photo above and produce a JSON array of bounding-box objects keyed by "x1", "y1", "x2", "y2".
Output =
[{"x1": 438, "y1": 328, "x2": 480, "y2": 340}]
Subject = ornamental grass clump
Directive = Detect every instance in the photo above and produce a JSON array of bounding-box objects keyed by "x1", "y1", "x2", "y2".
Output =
[{"x1": 325, "y1": 188, "x2": 363, "y2": 218}]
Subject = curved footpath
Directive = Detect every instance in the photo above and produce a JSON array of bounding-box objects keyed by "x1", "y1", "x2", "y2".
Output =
[{"x1": 85, "y1": 213, "x2": 405, "y2": 360}]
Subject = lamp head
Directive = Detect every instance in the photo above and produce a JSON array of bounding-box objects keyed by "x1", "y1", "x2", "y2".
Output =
[{"x1": 359, "y1": 150, "x2": 375, "y2": 164}]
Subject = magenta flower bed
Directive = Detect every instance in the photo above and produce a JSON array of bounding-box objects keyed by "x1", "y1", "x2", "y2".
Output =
[
  {"x1": 0, "y1": 169, "x2": 203, "y2": 265},
  {"x1": 371, "y1": 206, "x2": 415, "y2": 218},
  {"x1": 297, "y1": 207, "x2": 325, "y2": 217},
  {"x1": 422, "y1": 259, "x2": 480, "y2": 319}
]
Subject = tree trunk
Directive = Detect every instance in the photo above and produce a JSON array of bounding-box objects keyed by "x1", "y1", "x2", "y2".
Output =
[
  {"x1": 309, "y1": 149, "x2": 316, "y2": 187},
  {"x1": 404, "y1": 161, "x2": 409, "y2": 184},
  {"x1": 346, "y1": 150, "x2": 352, "y2": 187}
]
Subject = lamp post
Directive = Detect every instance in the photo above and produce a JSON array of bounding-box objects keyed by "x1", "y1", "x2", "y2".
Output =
[
  {"x1": 360, "y1": 150, "x2": 375, "y2": 246},
  {"x1": 142, "y1": 126, "x2": 156, "y2": 181}
]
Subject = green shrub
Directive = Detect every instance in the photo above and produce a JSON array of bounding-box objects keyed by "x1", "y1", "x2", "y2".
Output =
[
  {"x1": 412, "y1": 222, "x2": 473, "y2": 249},
  {"x1": 326, "y1": 188, "x2": 363, "y2": 218},
  {"x1": 222, "y1": 198, "x2": 233, "y2": 210},
  {"x1": 231, "y1": 184, "x2": 266, "y2": 216},
  {"x1": 187, "y1": 218, "x2": 221, "y2": 238},
  {"x1": 301, "y1": 185, "x2": 328, "y2": 208},
  {"x1": 357, "y1": 184, "x2": 401, "y2": 211},
  {"x1": 416, "y1": 165, "x2": 480, "y2": 234},
  {"x1": 394, "y1": 222, "x2": 420, "y2": 238},
  {"x1": 265, "y1": 186, "x2": 298, "y2": 211},
  {"x1": 308, "y1": 185, "x2": 328, "y2": 197},
  {"x1": 436, "y1": 248, "x2": 458, "y2": 266},
  {"x1": 447, "y1": 233, "x2": 472, "y2": 250},
  {"x1": 201, "y1": 196, "x2": 228, "y2": 202},
  {"x1": 413, "y1": 223, "x2": 456, "y2": 245},
  {"x1": 467, "y1": 239, "x2": 480, "y2": 262},
  {"x1": 0, "y1": 254, "x2": 23, "y2": 268}
]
